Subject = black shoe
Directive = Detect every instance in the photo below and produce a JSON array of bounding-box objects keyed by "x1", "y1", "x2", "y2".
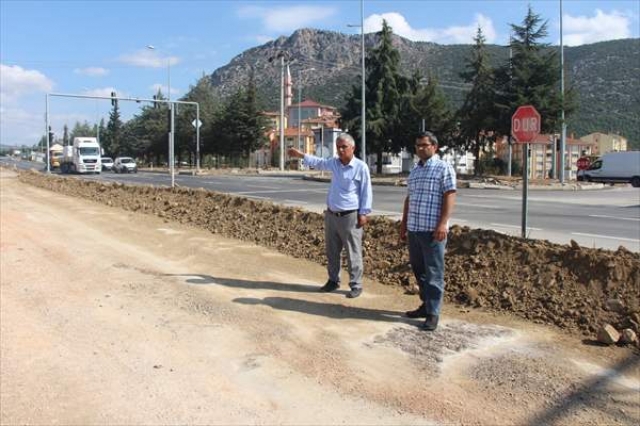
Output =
[
  {"x1": 319, "y1": 280, "x2": 339, "y2": 293},
  {"x1": 405, "y1": 304, "x2": 427, "y2": 319},
  {"x1": 422, "y1": 314, "x2": 439, "y2": 331},
  {"x1": 346, "y1": 287, "x2": 362, "y2": 298}
]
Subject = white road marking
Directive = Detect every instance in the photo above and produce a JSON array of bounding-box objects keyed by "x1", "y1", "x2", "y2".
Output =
[
  {"x1": 236, "y1": 189, "x2": 324, "y2": 195},
  {"x1": 589, "y1": 214, "x2": 640, "y2": 222},
  {"x1": 571, "y1": 232, "x2": 639, "y2": 243},
  {"x1": 490, "y1": 223, "x2": 542, "y2": 231},
  {"x1": 456, "y1": 202, "x2": 502, "y2": 209}
]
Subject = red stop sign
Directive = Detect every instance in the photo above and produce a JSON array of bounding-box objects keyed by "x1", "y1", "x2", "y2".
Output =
[
  {"x1": 512, "y1": 105, "x2": 541, "y2": 143},
  {"x1": 577, "y1": 157, "x2": 590, "y2": 170}
]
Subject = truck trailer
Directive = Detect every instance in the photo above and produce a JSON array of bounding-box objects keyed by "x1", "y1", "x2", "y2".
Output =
[{"x1": 60, "y1": 137, "x2": 102, "y2": 174}]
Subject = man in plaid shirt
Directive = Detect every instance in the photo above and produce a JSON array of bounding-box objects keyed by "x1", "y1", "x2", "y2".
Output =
[{"x1": 400, "y1": 131, "x2": 456, "y2": 331}]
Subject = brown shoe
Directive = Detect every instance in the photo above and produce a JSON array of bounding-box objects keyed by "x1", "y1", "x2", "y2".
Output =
[{"x1": 405, "y1": 304, "x2": 427, "y2": 318}]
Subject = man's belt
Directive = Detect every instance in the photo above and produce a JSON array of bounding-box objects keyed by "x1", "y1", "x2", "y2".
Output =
[{"x1": 327, "y1": 209, "x2": 357, "y2": 217}]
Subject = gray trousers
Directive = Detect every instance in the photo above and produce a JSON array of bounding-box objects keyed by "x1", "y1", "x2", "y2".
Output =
[{"x1": 324, "y1": 211, "x2": 364, "y2": 289}]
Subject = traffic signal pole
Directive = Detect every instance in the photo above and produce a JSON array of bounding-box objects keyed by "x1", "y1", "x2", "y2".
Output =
[
  {"x1": 45, "y1": 94, "x2": 50, "y2": 173},
  {"x1": 45, "y1": 92, "x2": 200, "y2": 187}
]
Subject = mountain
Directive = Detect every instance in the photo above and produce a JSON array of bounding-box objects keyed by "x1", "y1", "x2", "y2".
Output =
[{"x1": 207, "y1": 29, "x2": 640, "y2": 148}]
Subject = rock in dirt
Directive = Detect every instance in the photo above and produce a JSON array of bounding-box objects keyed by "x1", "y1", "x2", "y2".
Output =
[{"x1": 597, "y1": 324, "x2": 621, "y2": 345}]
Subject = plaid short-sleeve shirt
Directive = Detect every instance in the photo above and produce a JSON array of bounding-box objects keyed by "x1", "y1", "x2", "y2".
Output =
[{"x1": 406, "y1": 156, "x2": 456, "y2": 232}]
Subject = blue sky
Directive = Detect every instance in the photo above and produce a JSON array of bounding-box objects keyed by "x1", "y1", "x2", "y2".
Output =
[{"x1": 1, "y1": 0, "x2": 638, "y2": 148}]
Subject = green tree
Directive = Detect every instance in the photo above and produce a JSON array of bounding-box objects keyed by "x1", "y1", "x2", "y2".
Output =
[
  {"x1": 494, "y1": 6, "x2": 576, "y2": 136},
  {"x1": 103, "y1": 101, "x2": 124, "y2": 157},
  {"x1": 410, "y1": 74, "x2": 455, "y2": 148},
  {"x1": 176, "y1": 75, "x2": 220, "y2": 165},
  {"x1": 457, "y1": 26, "x2": 498, "y2": 174},
  {"x1": 68, "y1": 121, "x2": 95, "y2": 143},
  {"x1": 122, "y1": 90, "x2": 169, "y2": 163},
  {"x1": 214, "y1": 72, "x2": 266, "y2": 160},
  {"x1": 340, "y1": 20, "x2": 406, "y2": 173},
  {"x1": 242, "y1": 70, "x2": 267, "y2": 155}
]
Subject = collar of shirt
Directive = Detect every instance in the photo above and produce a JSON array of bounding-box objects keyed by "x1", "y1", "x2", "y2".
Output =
[{"x1": 417, "y1": 156, "x2": 435, "y2": 167}]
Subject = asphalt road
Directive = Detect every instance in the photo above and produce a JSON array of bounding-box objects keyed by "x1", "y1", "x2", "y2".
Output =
[{"x1": 4, "y1": 158, "x2": 639, "y2": 251}]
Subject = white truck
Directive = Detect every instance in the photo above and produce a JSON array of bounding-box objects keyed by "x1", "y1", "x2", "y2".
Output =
[
  {"x1": 60, "y1": 137, "x2": 102, "y2": 174},
  {"x1": 578, "y1": 151, "x2": 640, "y2": 187}
]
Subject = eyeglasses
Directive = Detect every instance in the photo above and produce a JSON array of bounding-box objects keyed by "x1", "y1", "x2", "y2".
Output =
[
  {"x1": 336, "y1": 145, "x2": 352, "y2": 150},
  {"x1": 415, "y1": 143, "x2": 434, "y2": 149}
]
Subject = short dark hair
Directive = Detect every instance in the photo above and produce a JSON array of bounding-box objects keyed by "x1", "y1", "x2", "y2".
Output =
[{"x1": 416, "y1": 131, "x2": 438, "y2": 146}]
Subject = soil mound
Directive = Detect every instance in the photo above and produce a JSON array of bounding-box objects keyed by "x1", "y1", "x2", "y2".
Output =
[{"x1": 18, "y1": 171, "x2": 640, "y2": 341}]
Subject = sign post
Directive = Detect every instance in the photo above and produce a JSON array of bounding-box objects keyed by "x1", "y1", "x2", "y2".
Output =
[
  {"x1": 512, "y1": 105, "x2": 541, "y2": 239},
  {"x1": 192, "y1": 119, "x2": 202, "y2": 173}
]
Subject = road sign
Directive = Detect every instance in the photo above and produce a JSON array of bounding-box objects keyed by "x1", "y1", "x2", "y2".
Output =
[
  {"x1": 577, "y1": 157, "x2": 590, "y2": 170},
  {"x1": 192, "y1": 119, "x2": 202, "y2": 129},
  {"x1": 512, "y1": 105, "x2": 541, "y2": 143}
]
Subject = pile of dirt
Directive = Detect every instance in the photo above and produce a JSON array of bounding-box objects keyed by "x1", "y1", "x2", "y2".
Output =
[{"x1": 18, "y1": 171, "x2": 640, "y2": 340}]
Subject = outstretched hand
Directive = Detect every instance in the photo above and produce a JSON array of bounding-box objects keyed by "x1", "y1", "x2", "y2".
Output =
[{"x1": 287, "y1": 147, "x2": 304, "y2": 158}]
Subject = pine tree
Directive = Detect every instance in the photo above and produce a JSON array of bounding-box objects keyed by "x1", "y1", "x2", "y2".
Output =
[
  {"x1": 104, "y1": 100, "x2": 124, "y2": 157},
  {"x1": 340, "y1": 20, "x2": 405, "y2": 173},
  {"x1": 410, "y1": 74, "x2": 454, "y2": 147},
  {"x1": 242, "y1": 70, "x2": 267, "y2": 155},
  {"x1": 494, "y1": 6, "x2": 575, "y2": 136},
  {"x1": 366, "y1": 20, "x2": 403, "y2": 174},
  {"x1": 457, "y1": 26, "x2": 497, "y2": 174}
]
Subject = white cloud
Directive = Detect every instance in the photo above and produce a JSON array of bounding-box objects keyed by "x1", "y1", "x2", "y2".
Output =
[
  {"x1": 80, "y1": 87, "x2": 120, "y2": 98},
  {"x1": 0, "y1": 106, "x2": 45, "y2": 146},
  {"x1": 563, "y1": 9, "x2": 632, "y2": 46},
  {"x1": 363, "y1": 12, "x2": 496, "y2": 44},
  {"x1": 237, "y1": 5, "x2": 337, "y2": 33},
  {"x1": 119, "y1": 49, "x2": 179, "y2": 68},
  {"x1": 74, "y1": 67, "x2": 109, "y2": 77},
  {"x1": 0, "y1": 64, "x2": 53, "y2": 102}
]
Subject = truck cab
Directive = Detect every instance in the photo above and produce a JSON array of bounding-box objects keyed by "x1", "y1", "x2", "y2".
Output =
[{"x1": 60, "y1": 137, "x2": 102, "y2": 174}]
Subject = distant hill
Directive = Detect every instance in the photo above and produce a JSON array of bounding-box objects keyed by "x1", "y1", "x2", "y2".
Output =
[{"x1": 206, "y1": 29, "x2": 640, "y2": 148}]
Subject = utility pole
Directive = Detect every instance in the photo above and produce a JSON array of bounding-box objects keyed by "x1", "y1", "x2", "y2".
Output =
[
  {"x1": 269, "y1": 50, "x2": 291, "y2": 171},
  {"x1": 360, "y1": 0, "x2": 366, "y2": 166},
  {"x1": 559, "y1": 0, "x2": 567, "y2": 183},
  {"x1": 279, "y1": 55, "x2": 285, "y2": 171}
]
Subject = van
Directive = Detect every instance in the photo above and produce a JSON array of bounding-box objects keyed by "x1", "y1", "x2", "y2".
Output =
[{"x1": 578, "y1": 151, "x2": 640, "y2": 187}]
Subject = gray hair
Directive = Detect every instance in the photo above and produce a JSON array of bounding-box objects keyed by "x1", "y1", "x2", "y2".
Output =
[{"x1": 336, "y1": 133, "x2": 355, "y2": 146}]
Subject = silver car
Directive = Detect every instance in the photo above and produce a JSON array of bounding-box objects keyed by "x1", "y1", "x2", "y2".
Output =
[
  {"x1": 113, "y1": 157, "x2": 138, "y2": 173},
  {"x1": 101, "y1": 157, "x2": 114, "y2": 171}
]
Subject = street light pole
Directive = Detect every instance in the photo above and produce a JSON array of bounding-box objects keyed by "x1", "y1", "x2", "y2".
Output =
[
  {"x1": 360, "y1": 0, "x2": 366, "y2": 166},
  {"x1": 297, "y1": 70, "x2": 302, "y2": 163},
  {"x1": 559, "y1": 0, "x2": 567, "y2": 183},
  {"x1": 280, "y1": 54, "x2": 285, "y2": 171},
  {"x1": 147, "y1": 44, "x2": 175, "y2": 185},
  {"x1": 348, "y1": 0, "x2": 366, "y2": 165}
]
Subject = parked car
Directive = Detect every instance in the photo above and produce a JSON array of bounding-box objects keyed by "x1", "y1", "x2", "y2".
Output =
[
  {"x1": 113, "y1": 157, "x2": 138, "y2": 173},
  {"x1": 101, "y1": 157, "x2": 114, "y2": 171}
]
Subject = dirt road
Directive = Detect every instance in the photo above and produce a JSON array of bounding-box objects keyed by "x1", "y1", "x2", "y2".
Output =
[{"x1": 1, "y1": 169, "x2": 638, "y2": 425}]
